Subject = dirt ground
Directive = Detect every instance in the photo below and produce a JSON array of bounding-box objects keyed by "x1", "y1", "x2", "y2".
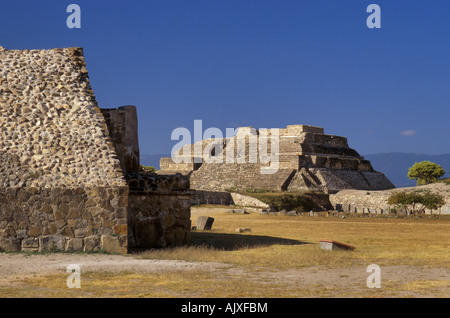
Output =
[
  {"x1": 1, "y1": 205, "x2": 448, "y2": 298},
  {"x1": 0, "y1": 252, "x2": 448, "y2": 298}
]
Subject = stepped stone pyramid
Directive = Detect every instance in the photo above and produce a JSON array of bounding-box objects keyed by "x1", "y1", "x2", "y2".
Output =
[{"x1": 159, "y1": 124, "x2": 395, "y2": 194}]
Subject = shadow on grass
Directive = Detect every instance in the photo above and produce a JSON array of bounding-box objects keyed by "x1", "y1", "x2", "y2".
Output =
[{"x1": 190, "y1": 231, "x2": 309, "y2": 251}]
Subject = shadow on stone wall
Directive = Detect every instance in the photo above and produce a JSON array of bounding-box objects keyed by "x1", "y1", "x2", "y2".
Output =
[{"x1": 190, "y1": 232, "x2": 309, "y2": 251}]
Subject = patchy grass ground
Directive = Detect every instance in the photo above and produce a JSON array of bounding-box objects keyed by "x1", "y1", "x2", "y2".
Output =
[{"x1": 0, "y1": 206, "x2": 449, "y2": 298}]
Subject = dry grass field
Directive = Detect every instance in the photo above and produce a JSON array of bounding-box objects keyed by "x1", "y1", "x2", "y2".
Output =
[{"x1": 0, "y1": 206, "x2": 449, "y2": 298}]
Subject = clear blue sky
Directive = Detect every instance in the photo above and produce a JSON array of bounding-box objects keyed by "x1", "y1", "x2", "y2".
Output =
[{"x1": 1, "y1": 0, "x2": 449, "y2": 156}]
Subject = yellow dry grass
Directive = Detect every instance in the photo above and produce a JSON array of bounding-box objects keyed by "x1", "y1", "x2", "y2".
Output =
[
  {"x1": 1, "y1": 206, "x2": 448, "y2": 298},
  {"x1": 140, "y1": 207, "x2": 450, "y2": 269}
]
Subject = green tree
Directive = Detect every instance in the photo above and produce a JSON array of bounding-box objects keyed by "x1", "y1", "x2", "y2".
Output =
[
  {"x1": 407, "y1": 161, "x2": 446, "y2": 185},
  {"x1": 141, "y1": 165, "x2": 157, "y2": 173},
  {"x1": 421, "y1": 192, "x2": 445, "y2": 211},
  {"x1": 387, "y1": 190, "x2": 445, "y2": 214}
]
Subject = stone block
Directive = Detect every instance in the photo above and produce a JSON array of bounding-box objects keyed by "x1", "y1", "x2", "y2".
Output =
[
  {"x1": 113, "y1": 224, "x2": 127, "y2": 236},
  {"x1": 0, "y1": 236, "x2": 21, "y2": 252},
  {"x1": 28, "y1": 226, "x2": 42, "y2": 237},
  {"x1": 17, "y1": 189, "x2": 31, "y2": 202},
  {"x1": 65, "y1": 238, "x2": 83, "y2": 251},
  {"x1": 101, "y1": 235, "x2": 123, "y2": 254},
  {"x1": 134, "y1": 218, "x2": 163, "y2": 248},
  {"x1": 233, "y1": 209, "x2": 249, "y2": 214},
  {"x1": 39, "y1": 235, "x2": 65, "y2": 252},
  {"x1": 16, "y1": 229, "x2": 28, "y2": 239},
  {"x1": 319, "y1": 240, "x2": 355, "y2": 251},
  {"x1": 164, "y1": 227, "x2": 189, "y2": 246},
  {"x1": 84, "y1": 235, "x2": 101, "y2": 252},
  {"x1": 196, "y1": 216, "x2": 214, "y2": 230},
  {"x1": 235, "y1": 227, "x2": 251, "y2": 233},
  {"x1": 22, "y1": 237, "x2": 39, "y2": 252}
]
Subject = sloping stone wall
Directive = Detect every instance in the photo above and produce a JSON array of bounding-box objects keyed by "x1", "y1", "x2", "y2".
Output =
[{"x1": 0, "y1": 47, "x2": 125, "y2": 188}]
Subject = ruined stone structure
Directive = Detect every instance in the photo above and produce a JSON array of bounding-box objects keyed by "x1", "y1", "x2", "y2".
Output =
[
  {"x1": 160, "y1": 125, "x2": 395, "y2": 194},
  {"x1": 330, "y1": 183, "x2": 450, "y2": 215},
  {"x1": 0, "y1": 47, "x2": 191, "y2": 253}
]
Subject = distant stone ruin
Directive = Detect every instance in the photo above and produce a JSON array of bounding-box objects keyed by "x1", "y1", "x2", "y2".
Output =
[
  {"x1": 0, "y1": 47, "x2": 191, "y2": 253},
  {"x1": 159, "y1": 125, "x2": 395, "y2": 194}
]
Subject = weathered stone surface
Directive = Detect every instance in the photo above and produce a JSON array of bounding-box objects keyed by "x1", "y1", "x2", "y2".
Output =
[
  {"x1": 159, "y1": 125, "x2": 395, "y2": 194},
  {"x1": 28, "y1": 226, "x2": 42, "y2": 237},
  {"x1": 319, "y1": 240, "x2": 355, "y2": 251},
  {"x1": 0, "y1": 48, "x2": 126, "y2": 189},
  {"x1": 101, "y1": 106, "x2": 140, "y2": 175},
  {"x1": 127, "y1": 173, "x2": 192, "y2": 249},
  {"x1": 0, "y1": 47, "x2": 192, "y2": 254},
  {"x1": 0, "y1": 236, "x2": 21, "y2": 252},
  {"x1": 83, "y1": 235, "x2": 101, "y2": 252},
  {"x1": 39, "y1": 235, "x2": 65, "y2": 252},
  {"x1": 134, "y1": 218, "x2": 163, "y2": 248},
  {"x1": 196, "y1": 216, "x2": 214, "y2": 230},
  {"x1": 66, "y1": 238, "x2": 83, "y2": 251},
  {"x1": 22, "y1": 237, "x2": 39, "y2": 252},
  {"x1": 101, "y1": 235, "x2": 122, "y2": 254}
]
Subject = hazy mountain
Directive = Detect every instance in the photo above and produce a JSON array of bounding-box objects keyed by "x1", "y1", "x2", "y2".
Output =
[
  {"x1": 141, "y1": 152, "x2": 450, "y2": 188},
  {"x1": 364, "y1": 153, "x2": 450, "y2": 188}
]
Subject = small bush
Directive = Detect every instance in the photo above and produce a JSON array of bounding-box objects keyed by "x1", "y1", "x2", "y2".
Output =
[{"x1": 141, "y1": 165, "x2": 157, "y2": 173}]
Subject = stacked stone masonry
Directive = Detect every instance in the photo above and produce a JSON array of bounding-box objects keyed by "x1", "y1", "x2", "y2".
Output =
[
  {"x1": 0, "y1": 47, "x2": 191, "y2": 253},
  {"x1": 126, "y1": 173, "x2": 192, "y2": 248}
]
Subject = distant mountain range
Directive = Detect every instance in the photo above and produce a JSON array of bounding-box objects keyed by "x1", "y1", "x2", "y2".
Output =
[{"x1": 140, "y1": 152, "x2": 450, "y2": 188}]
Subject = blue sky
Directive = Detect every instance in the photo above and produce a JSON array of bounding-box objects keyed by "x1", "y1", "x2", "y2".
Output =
[{"x1": 1, "y1": 0, "x2": 449, "y2": 156}]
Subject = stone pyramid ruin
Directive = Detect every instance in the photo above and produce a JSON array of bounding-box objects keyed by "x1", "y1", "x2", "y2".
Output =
[{"x1": 159, "y1": 124, "x2": 395, "y2": 194}]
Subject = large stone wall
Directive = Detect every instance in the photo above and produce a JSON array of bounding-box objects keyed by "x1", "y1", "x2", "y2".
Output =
[
  {"x1": 0, "y1": 186, "x2": 128, "y2": 253},
  {"x1": 0, "y1": 47, "x2": 192, "y2": 253},
  {"x1": 126, "y1": 173, "x2": 192, "y2": 249},
  {"x1": 101, "y1": 106, "x2": 140, "y2": 175},
  {"x1": 0, "y1": 47, "x2": 129, "y2": 253}
]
